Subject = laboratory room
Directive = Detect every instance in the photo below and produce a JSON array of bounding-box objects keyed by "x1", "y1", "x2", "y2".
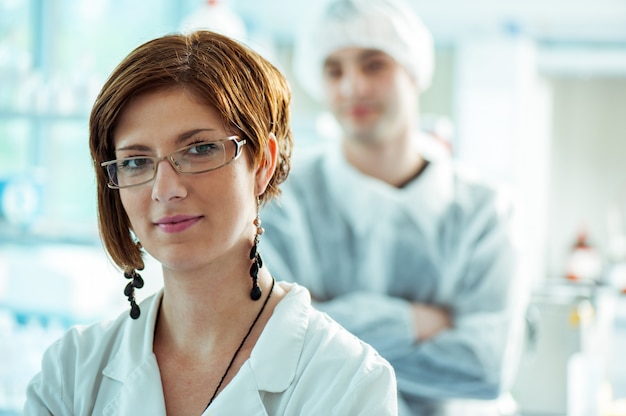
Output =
[{"x1": 1, "y1": 0, "x2": 626, "y2": 415}]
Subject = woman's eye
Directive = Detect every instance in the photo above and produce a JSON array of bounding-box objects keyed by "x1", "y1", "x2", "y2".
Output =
[
  {"x1": 121, "y1": 158, "x2": 149, "y2": 170},
  {"x1": 189, "y1": 142, "x2": 218, "y2": 156}
]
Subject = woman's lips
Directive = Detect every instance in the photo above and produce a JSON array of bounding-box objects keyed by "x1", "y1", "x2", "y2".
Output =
[{"x1": 154, "y1": 215, "x2": 202, "y2": 233}]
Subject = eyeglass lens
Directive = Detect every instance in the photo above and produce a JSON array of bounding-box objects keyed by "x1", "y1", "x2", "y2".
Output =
[{"x1": 105, "y1": 139, "x2": 238, "y2": 188}]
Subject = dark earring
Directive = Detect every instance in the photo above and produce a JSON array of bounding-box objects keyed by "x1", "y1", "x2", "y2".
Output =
[
  {"x1": 124, "y1": 269, "x2": 144, "y2": 319},
  {"x1": 249, "y1": 213, "x2": 264, "y2": 301}
]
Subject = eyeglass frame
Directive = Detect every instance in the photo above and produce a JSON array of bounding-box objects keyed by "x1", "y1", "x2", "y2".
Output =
[{"x1": 100, "y1": 135, "x2": 247, "y2": 189}]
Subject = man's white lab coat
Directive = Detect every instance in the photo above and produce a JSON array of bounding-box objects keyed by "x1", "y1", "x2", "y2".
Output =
[{"x1": 260, "y1": 138, "x2": 529, "y2": 415}]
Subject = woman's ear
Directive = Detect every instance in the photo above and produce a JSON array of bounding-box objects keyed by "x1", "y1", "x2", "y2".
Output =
[{"x1": 255, "y1": 132, "x2": 278, "y2": 196}]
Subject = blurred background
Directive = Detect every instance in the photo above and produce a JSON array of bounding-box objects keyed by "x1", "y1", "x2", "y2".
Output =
[{"x1": 1, "y1": 0, "x2": 625, "y2": 414}]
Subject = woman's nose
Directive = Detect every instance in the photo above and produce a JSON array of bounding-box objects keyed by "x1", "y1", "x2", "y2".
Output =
[{"x1": 151, "y1": 159, "x2": 188, "y2": 202}]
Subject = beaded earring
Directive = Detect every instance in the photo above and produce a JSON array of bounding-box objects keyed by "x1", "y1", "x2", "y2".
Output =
[
  {"x1": 124, "y1": 269, "x2": 144, "y2": 319},
  {"x1": 123, "y1": 239, "x2": 144, "y2": 319},
  {"x1": 249, "y1": 211, "x2": 265, "y2": 301}
]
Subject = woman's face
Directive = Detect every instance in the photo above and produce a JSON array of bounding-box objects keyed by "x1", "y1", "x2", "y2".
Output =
[{"x1": 112, "y1": 88, "x2": 260, "y2": 273}]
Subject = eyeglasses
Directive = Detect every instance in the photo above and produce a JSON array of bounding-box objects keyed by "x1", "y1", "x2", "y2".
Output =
[{"x1": 101, "y1": 135, "x2": 247, "y2": 189}]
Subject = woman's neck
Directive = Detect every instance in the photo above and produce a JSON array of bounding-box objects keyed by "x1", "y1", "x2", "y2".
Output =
[{"x1": 155, "y1": 265, "x2": 276, "y2": 356}]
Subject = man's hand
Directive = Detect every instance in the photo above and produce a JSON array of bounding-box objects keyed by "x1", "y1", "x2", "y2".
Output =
[{"x1": 412, "y1": 303, "x2": 452, "y2": 342}]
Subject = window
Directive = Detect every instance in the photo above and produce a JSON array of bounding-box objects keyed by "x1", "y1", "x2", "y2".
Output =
[
  {"x1": 0, "y1": 1, "x2": 200, "y2": 411},
  {"x1": 0, "y1": 0, "x2": 198, "y2": 240}
]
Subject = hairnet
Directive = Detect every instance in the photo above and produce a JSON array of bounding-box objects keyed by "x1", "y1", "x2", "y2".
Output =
[{"x1": 293, "y1": 0, "x2": 434, "y2": 101}]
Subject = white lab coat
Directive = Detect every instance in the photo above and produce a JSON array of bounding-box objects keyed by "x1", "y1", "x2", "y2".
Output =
[
  {"x1": 23, "y1": 282, "x2": 398, "y2": 415},
  {"x1": 260, "y1": 137, "x2": 529, "y2": 415}
]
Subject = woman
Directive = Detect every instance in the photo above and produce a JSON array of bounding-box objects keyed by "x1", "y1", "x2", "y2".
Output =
[{"x1": 24, "y1": 31, "x2": 397, "y2": 415}]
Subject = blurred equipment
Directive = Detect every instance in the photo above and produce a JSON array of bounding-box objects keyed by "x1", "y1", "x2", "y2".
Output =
[
  {"x1": 178, "y1": 0, "x2": 279, "y2": 69},
  {"x1": 607, "y1": 187, "x2": 626, "y2": 294},
  {"x1": 0, "y1": 175, "x2": 42, "y2": 231},
  {"x1": 512, "y1": 281, "x2": 617, "y2": 416},
  {"x1": 179, "y1": 0, "x2": 247, "y2": 41},
  {"x1": 565, "y1": 229, "x2": 603, "y2": 283}
]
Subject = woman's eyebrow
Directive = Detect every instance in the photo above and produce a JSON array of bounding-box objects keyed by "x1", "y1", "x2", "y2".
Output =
[
  {"x1": 175, "y1": 128, "x2": 217, "y2": 145},
  {"x1": 115, "y1": 128, "x2": 218, "y2": 152}
]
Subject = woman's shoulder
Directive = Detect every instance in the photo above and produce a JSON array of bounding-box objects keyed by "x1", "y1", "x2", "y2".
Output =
[
  {"x1": 275, "y1": 282, "x2": 393, "y2": 374},
  {"x1": 24, "y1": 292, "x2": 163, "y2": 414},
  {"x1": 307, "y1": 304, "x2": 391, "y2": 371},
  {"x1": 40, "y1": 309, "x2": 129, "y2": 378},
  {"x1": 262, "y1": 282, "x2": 397, "y2": 414},
  {"x1": 38, "y1": 291, "x2": 160, "y2": 380}
]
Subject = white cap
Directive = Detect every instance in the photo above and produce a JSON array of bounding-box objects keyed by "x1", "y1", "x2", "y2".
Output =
[{"x1": 293, "y1": 0, "x2": 435, "y2": 101}]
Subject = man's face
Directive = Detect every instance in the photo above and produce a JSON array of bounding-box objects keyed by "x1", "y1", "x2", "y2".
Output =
[{"x1": 322, "y1": 47, "x2": 418, "y2": 146}]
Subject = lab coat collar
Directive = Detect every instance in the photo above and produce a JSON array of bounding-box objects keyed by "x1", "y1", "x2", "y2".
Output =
[
  {"x1": 202, "y1": 364, "x2": 269, "y2": 415},
  {"x1": 99, "y1": 283, "x2": 311, "y2": 414},
  {"x1": 101, "y1": 290, "x2": 166, "y2": 415},
  {"x1": 211, "y1": 282, "x2": 311, "y2": 404},
  {"x1": 249, "y1": 281, "x2": 309, "y2": 391},
  {"x1": 324, "y1": 134, "x2": 455, "y2": 236},
  {"x1": 206, "y1": 283, "x2": 310, "y2": 414}
]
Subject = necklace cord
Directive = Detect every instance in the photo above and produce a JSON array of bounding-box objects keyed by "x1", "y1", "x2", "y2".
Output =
[{"x1": 205, "y1": 277, "x2": 276, "y2": 410}]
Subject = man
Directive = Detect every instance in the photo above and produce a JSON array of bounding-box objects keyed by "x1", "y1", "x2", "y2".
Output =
[{"x1": 260, "y1": 0, "x2": 528, "y2": 414}]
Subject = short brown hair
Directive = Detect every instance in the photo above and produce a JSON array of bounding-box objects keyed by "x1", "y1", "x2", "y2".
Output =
[{"x1": 89, "y1": 30, "x2": 293, "y2": 272}]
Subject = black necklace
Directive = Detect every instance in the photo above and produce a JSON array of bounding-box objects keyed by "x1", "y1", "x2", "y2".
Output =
[{"x1": 205, "y1": 278, "x2": 275, "y2": 410}]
